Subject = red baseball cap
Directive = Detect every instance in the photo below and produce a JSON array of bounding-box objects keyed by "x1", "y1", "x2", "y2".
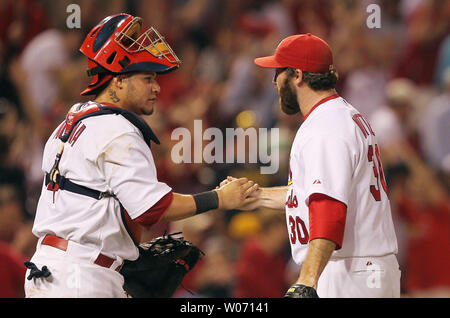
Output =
[{"x1": 254, "y1": 33, "x2": 333, "y2": 73}]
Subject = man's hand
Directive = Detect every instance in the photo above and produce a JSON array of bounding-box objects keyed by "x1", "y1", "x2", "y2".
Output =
[
  {"x1": 218, "y1": 176, "x2": 288, "y2": 211},
  {"x1": 217, "y1": 176, "x2": 261, "y2": 210},
  {"x1": 215, "y1": 177, "x2": 259, "y2": 210}
]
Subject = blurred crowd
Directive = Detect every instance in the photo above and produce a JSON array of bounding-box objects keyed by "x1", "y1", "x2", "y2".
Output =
[{"x1": 0, "y1": 0, "x2": 449, "y2": 298}]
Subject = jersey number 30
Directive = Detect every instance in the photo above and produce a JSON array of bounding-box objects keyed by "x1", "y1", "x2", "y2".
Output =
[
  {"x1": 288, "y1": 215, "x2": 309, "y2": 245},
  {"x1": 368, "y1": 144, "x2": 388, "y2": 201}
]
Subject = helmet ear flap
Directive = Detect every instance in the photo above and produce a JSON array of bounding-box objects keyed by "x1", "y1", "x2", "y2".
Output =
[{"x1": 80, "y1": 59, "x2": 114, "y2": 96}]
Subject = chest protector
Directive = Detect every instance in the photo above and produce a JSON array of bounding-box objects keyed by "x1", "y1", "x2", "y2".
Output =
[
  {"x1": 46, "y1": 101, "x2": 160, "y2": 200},
  {"x1": 45, "y1": 102, "x2": 158, "y2": 245}
]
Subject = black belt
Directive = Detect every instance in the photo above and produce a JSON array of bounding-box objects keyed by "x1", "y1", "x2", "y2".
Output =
[{"x1": 45, "y1": 173, "x2": 115, "y2": 200}]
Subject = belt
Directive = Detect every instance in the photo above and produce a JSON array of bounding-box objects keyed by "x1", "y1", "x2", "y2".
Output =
[{"x1": 41, "y1": 235, "x2": 121, "y2": 271}]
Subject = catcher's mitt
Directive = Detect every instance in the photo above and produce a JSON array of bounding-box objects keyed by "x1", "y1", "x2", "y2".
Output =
[{"x1": 120, "y1": 232, "x2": 204, "y2": 298}]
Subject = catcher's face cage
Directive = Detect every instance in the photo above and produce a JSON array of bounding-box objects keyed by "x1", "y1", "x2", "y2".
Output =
[{"x1": 115, "y1": 17, "x2": 180, "y2": 65}]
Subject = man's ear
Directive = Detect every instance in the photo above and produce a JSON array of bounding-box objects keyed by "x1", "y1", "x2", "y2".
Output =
[
  {"x1": 293, "y1": 69, "x2": 303, "y2": 87},
  {"x1": 112, "y1": 75, "x2": 125, "y2": 90}
]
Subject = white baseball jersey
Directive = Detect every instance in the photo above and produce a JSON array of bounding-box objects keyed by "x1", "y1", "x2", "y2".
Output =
[
  {"x1": 286, "y1": 95, "x2": 398, "y2": 265},
  {"x1": 32, "y1": 102, "x2": 171, "y2": 263}
]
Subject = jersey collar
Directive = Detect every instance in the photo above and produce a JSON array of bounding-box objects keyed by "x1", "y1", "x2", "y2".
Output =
[
  {"x1": 303, "y1": 93, "x2": 340, "y2": 121},
  {"x1": 99, "y1": 102, "x2": 121, "y2": 108}
]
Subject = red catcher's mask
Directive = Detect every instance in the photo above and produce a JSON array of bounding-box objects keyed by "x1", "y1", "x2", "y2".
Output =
[{"x1": 79, "y1": 13, "x2": 181, "y2": 95}]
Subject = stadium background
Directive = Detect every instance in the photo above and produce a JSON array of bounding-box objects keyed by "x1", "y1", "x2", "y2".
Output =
[{"x1": 0, "y1": 0, "x2": 449, "y2": 298}]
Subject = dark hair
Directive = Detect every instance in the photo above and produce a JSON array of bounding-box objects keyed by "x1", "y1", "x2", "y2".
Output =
[
  {"x1": 92, "y1": 72, "x2": 138, "y2": 97},
  {"x1": 285, "y1": 68, "x2": 338, "y2": 91},
  {"x1": 302, "y1": 71, "x2": 338, "y2": 91}
]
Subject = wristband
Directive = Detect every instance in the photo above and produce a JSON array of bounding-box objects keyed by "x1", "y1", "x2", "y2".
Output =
[{"x1": 193, "y1": 191, "x2": 219, "y2": 214}]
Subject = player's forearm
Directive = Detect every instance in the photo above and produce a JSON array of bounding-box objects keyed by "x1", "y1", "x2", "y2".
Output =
[
  {"x1": 160, "y1": 193, "x2": 198, "y2": 222},
  {"x1": 161, "y1": 178, "x2": 258, "y2": 221},
  {"x1": 296, "y1": 238, "x2": 336, "y2": 288},
  {"x1": 258, "y1": 186, "x2": 289, "y2": 210}
]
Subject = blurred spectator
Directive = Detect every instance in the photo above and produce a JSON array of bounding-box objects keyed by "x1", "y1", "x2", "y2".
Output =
[
  {"x1": 0, "y1": 186, "x2": 25, "y2": 243},
  {"x1": 374, "y1": 74, "x2": 450, "y2": 297},
  {"x1": 0, "y1": 241, "x2": 26, "y2": 298},
  {"x1": 190, "y1": 236, "x2": 236, "y2": 298},
  {"x1": 384, "y1": 143, "x2": 450, "y2": 297},
  {"x1": 19, "y1": 26, "x2": 82, "y2": 117},
  {"x1": 331, "y1": 1, "x2": 395, "y2": 119},
  {"x1": 0, "y1": 0, "x2": 47, "y2": 55},
  {"x1": 0, "y1": 185, "x2": 28, "y2": 298},
  {"x1": 0, "y1": 95, "x2": 43, "y2": 216},
  {"x1": 434, "y1": 34, "x2": 450, "y2": 89},
  {"x1": 0, "y1": 184, "x2": 37, "y2": 259},
  {"x1": 239, "y1": 0, "x2": 296, "y2": 39},
  {"x1": 173, "y1": 231, "x2": 237, "y2": 298},
  {"x1": 0, "y1": 97, "x2": 42, "y2": 215},
  {"x1": 419, "y1": 67, "x2": 450, "y2": 174},
  {"x1": 170, "y1": 213, "x2": 231, "y2": 297},
  {"x1": 342, "y1": 58, "x2": 389, "y2": 119},
  {"x1": 370, "y1": 78, "x2": 417, "y2": 149},
  {"x1": 396, "y1": 194, "x2": 450, "y2": 297},
  {"x1": 393, "y1": 0, "x2": 450, "y2": 85},
  {"x1": 232, "y1": 209, "x2": 290, "y2": 298},
  {"x1": 219, "y1": 35, "x2": 278, "y2": 129}
]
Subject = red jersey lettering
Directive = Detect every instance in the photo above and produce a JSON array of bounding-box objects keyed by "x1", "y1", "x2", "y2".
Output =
[{"x1": 67, "y1": 123, "x2": 86, "y2": 146}]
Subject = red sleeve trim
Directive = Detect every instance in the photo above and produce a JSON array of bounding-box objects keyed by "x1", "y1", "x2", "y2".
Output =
[
  {"x1": 135, "y1": 192, "x2": 174, "y2": 230},
  {"x1": 122, "y1": 208, "x2": 143, "y2": 244},
  {"x1": 308, "y1": 193, "x2": 347, "y2": 250}
]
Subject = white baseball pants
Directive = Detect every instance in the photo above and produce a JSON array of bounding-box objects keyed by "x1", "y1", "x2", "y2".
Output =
[
  {"x1": 25, "y1": 240, "x2": 127, "y2": 298},
  {"x1": 316, "y1": 253, "x2": 401, "y2": 298}
]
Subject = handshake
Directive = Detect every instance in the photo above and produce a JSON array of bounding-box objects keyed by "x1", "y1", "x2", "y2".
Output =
[{"x1": 214, "y1": 176, "x2": 262, "y2": 211}]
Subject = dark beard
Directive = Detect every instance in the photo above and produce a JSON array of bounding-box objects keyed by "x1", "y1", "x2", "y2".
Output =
[{"x1": 279, "y1": 78, "x2": 300, "y2": 115}]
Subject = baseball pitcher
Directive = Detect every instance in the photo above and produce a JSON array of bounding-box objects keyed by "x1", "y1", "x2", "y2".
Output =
[{"x1": 227, "y1": 33, "x2": 400, "y2": 298}]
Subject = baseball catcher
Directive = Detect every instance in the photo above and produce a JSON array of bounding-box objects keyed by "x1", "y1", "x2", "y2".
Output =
[{"x1": 24, "y1": 13, "x2": 258, "y2": 298}]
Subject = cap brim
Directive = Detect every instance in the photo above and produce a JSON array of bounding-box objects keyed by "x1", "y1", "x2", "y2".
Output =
[{"x1": 254, "y1": 55, "x2": 284, "y2": 68}]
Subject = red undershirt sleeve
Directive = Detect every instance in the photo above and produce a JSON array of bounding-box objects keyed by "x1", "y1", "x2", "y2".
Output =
[
  {"x1": 134, "y1": 191, "x2": 174, "y2": 229},
  {"x1": 308, "y1": 193, "x2": 347, "y2": 250}
]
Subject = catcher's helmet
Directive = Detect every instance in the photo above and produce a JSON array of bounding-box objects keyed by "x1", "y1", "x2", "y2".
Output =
[{"x1": 79, "y1": 13, "x2": 181, "y2": 95}]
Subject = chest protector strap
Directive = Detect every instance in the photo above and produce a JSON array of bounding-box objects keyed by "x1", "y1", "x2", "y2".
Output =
[{"x1": 45, "y1": 102, "x2": 159, "y2": 200}]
